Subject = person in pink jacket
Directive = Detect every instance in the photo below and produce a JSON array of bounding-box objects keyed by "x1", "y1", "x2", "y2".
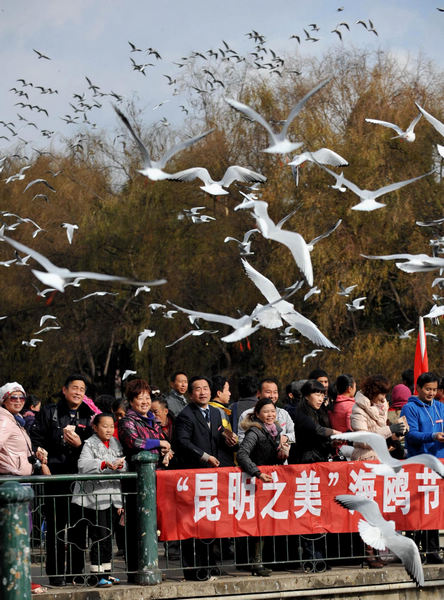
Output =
[
  {"x1": 329, "y1": 374, "x2": 356, "y2": 432},
  {"x1": 350, "y1": 375, "x2": 405, "y2": 461},
  {"x1": 0, "y1": 382, "x2": 34, "y2": 476}
]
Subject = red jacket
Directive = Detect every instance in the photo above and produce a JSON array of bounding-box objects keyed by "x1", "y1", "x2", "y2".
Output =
[{"x1": 329, "y1": 395, "x2": 355, "y2": 432}]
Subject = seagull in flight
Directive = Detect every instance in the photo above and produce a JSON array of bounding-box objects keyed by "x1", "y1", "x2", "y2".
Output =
[
  {"x1": 337, "y1": 283, "x2": 357, "y2": 297},
  {"x1": 165, "y1": 328, "x2": 219, "y2": 348},
  {"x1": 241, "y1": 259, "x2": 338, "y2": 348},
  {"x1": 365, "y1": 114, "x2": 422, "y2": 142},
  {"x1": 346, "y1": 296, "x2": 366, "y2": 311},
  {"x1": 415, "y1": 102, "x2": 444, "y2": 138},
  {"x1": 114, "y1": 106, "x2": 213, "y2": 180},
  {"x1": 73, "y1": 291, "x2": 119, "y2": 302},
  {"x1": 289, "y1": 147, "x2": 349, "y2": 168},
  {"x1": 335, "y1": 495, "x2": 424, "y2": 587},
  {"x1": 397, "y1": 325, "x2": 415, "y2": 339},
  {"x1": 33, "y1": 49, "x2": 51, "y2": 60},
  {"x1": 122, "y1": 369, "x2": 137, "y2": 381},
  {"x1": 138, "y1": 328, "x2": 156, "y2": 351},
  {"x1": 235, "y1": 197, "x2": 313, "y2": 286},
  {"x1": 225, "y1": 77, "x2": 332, "y2": 153},
  {"x1": 224, "y1": 228, "x2": 259, "y2": 256},
  {"x1": 22, "y1": 338, "x2": 43, "y2": 347},
  {"x1": 321, "y1": 165, "x2": 435, "y2": 211},
  {"x1": 362, "y1": 252, "x2": 444, "y2": 273},
  {"x1": 0, "y1": 232, "x2": 166, "y2": 293},
  {"x1": 302, "y1": 349, "x2": 323, "y2": 364},
  {"x1": 423, "y1": 304, "x2": 444, "y2": 320},
  {"x1": 23, "y1": 179, "x2": 56, "y2": 193},
  {"x1": 332, "y1": 431, "x2": 444, "y2": 477},
  {"x1": 168, "y1": 165, "x2": 266, "y2": 195},
  {"x1": 62, "y1": 223, "x2": 78, "y2": 244}
]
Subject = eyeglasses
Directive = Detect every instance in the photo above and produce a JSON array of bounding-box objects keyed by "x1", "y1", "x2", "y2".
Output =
[{"x1": 8, "y1": 395, "x2": 26, "y2": 401}]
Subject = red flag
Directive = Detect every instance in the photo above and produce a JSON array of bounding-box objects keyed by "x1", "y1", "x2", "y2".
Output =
[{"x1": 414, "y1": 316, "x2": 428, "y2": 393}]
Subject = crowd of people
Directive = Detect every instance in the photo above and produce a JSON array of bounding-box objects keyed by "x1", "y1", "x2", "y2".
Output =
[{"x1": 0, "y1": 367, "x2": 444, "y2": 588}]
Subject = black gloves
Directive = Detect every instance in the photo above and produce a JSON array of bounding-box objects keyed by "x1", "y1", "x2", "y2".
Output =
[{"x1": 390, "y1": 422, "x2": 406, "y2": 436}]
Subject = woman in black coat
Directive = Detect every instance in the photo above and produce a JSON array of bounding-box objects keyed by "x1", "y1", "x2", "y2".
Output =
[{"x1": 237, "y1": 398, "x2": 290, "y2": 576}]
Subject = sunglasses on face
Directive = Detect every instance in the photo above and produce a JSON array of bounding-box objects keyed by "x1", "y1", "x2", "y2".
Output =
[{"x1": 8, "y1": 395, "x2": 26, "y2": 401}]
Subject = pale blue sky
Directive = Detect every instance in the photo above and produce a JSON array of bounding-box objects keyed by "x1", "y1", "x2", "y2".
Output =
[{"x1": 1, "y1": 0, "x2": 443, "y2": 152}]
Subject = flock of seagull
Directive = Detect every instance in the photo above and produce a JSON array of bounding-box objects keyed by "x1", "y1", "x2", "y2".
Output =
[{"x1": 1, "y1": 13, "x2": 444, "y2": 587}]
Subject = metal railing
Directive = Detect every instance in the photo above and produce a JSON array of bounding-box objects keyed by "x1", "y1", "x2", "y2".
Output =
[{"x1": 1, "y1": 454, "x2": 442, "y2": 596}]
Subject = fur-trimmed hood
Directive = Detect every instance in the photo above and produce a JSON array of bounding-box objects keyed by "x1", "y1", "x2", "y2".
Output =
[{"x1": 240, "y1": 415, "x2": 282, "y2": 435}]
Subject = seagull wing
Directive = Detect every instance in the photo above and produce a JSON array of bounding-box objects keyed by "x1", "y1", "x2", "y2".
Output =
[
  {"x1": 372, "y1": 170, "x2": 435, "y2": 200},
  {"x1": 331, "y1": 431, "x2": 395, "y2": 465},
  {"x1": 23, "y1": 179, "x2": 56, "y2": 193},
  {"x1": 406, "y1": 113, "x2": 422, "y2": 133},
  {"x1": 220, "y1": 166, "x2": 266, "y2": 186},
  {"x1": 114, "y1": 105, "x2": 152, "y2": 168},
  {"x1": 282, "y1": 77, "x2": 332, "y2": 138},
  {"x1": 365, "y1": 118, "x2": 402, "y2": 135},
  {"x1": 309, "y1": 219, "x2": 342, "y2": 247},
  {"x1": 0, "y1": 233, "x2": 57, "y2": 272},
  {"x1": 404, "y1": 453, "x2": 444, "y2": 477},
  {"x1": 310, "y1": 148, "x2": 349, "y2": 166},
  {"x1": 160, "y1": 129, "x2": 214, "y2": 167},
  {"x1": 362, "y1": 253, "x2": 418, "y2": 260},
  {"x1": 167, "y1": 167, "x2": 210, "y2": 183},
  {"x1": 241, "y1": 258, "x2": 281, "y2": 303},
  {"x1": 165, "y1": 329, "x2": 218, "y2": 348},
  {"x1": 415, "y1": 103, "x2": 444, "y2": 138},
  {"x1": 267, "y1": 228, "x2": 313, "y2": 286},
  {"x1": 169, "y1": 302, "x2": 244, "y2": 328},
  {"x1": 225, "y1": 97, "x2": 276, "y2": 141}
]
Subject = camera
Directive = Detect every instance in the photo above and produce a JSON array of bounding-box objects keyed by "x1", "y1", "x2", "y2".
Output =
[{"x1": 28, "y1": 455, "x2": 42, "y2": 473}]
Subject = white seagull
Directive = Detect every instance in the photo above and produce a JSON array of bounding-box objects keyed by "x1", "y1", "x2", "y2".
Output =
[
  {"x1": 73, "y1": 291, "x2": 119, "y2": 302},
  {"x1": 122, "y1": 369, "x2": 137, "y2": 381},
  {"x1": 0, "y1": 232, "x2": 166, "y2": 293},
  {"x1": 241, "y1": 259, "x2": 338, "y2": 348},
  {"x1": 224, "y1": 228, "x2": 259, "y2": 256},
  {"x1": 337, "y1": 283, "x2": 357, "y2": 297},
  {"x1": 302, "y1": 349, "x2": 323, "y2": 364},
  {"x1": 397, "y1": 325, "x2": 415, "y2": 339},
  {"x1": 138, "y1": 328, "x2": 156, "y2": 351},
  {"x1": 365, "y1": 113, "x2": 422, "y2": 142},
  {"x1": 289, "y1": 147, "x2": 349, "y2": 167},
  {"x1": 235, "y1": 198, "x2": 313, "y2": 286},
  {"x1": 335, "y1": 495, "x2": 424, "y2": 587},
  {"x1": 62, "y1": 223, "x2": 78, "y2": 245},
  {"x1": 225, "y1": 77, "x2": 332, "y2": 153},
  {"x1": 331, "y1": 431, "x2": 444, "y2": 478},
  {"x1": 169, "y1": 302, "x2": 262, "y2": 343},
  {"x1": 40, "y1": 314, "x2": 58, "y2": 327},
  {"x1": 22, "y1": 338, "x2": 43, "y2": 347},
  {"x1": 23, "y1": 178, "x2": 56, "y2": 193},
  {"x1": 362, "y1": 252, "x2": 444, "y2": 273},
  {"x1": 346, "y1": 296, "x2": 366, "y2": 311},
  {"x1": 321, "y1": 165, "x2": 435, "y2": 211},
  {"x1": 168, "y1": 165, "x2": 266, "y2": 195},
  {"x1": 34, "y1": 325, "x2": 61, "y2": 335},
  {"x1": 114, "y1": 105, "x2": 213, "y2": 180},
  {"x1": 415, "y1": 102, "x2": 444, "y2": 138},
  {"x1": 134, "y1": 285, "x2": 151, "y2": 296},
  {"x1": 165, "y1": 328, "x2": 219, "y2": 348},
  {"x1": 423, "y1": 304, "x2": 444, "y2": 320}
]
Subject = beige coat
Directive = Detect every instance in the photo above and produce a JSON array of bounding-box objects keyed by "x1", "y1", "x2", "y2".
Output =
[
  {"x1": 350, "y1": 391, "x2": 391, "y2": 461},
  {"x1": 0, "y1": 407, "x2": 33, "y2": 475}
]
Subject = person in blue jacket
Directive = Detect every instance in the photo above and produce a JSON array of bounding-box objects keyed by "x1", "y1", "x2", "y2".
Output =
[{"x1": 401, "y1": 371, "x2": 444, "y2": 564}]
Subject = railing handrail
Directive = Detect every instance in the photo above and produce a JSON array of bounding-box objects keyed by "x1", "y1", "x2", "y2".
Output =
[{"x1": 0, "y1": 472, "x2": 137, "y2": 484}]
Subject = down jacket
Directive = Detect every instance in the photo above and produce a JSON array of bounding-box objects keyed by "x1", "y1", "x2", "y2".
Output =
[
  {"x1": 0, "y1": 406, "x2": 33, "y2": 476},
  {"x1": 236, "y1": 417, "x2": 285, "y2": 478},
  {"x1": 350, "y1": 391, "x2": 392, "y2": 461},
  {"x1": 72, "y1": 433, "x2": 126, "y2": 509}
]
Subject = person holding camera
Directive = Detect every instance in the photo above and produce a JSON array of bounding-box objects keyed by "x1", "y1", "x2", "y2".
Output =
[{"x1": 0, "y1": 382, "x2": 48, "y2": 476}]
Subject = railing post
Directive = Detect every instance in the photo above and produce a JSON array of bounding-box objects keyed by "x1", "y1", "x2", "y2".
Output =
[
  {"x1": 0, "y1": 481, "x2": 34, "y2": 600},
  {"x1": 132, "y1": 451, "x2": 162, "y2": 585}
]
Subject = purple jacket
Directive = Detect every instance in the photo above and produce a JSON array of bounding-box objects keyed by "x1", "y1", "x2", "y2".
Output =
[{"x1": 117, "y1": 408, "x2": 163, "y2": 461}]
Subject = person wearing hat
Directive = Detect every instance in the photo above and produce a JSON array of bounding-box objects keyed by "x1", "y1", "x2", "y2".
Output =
[{"x1": 0, "y1": 382, "x2": 47, "y2": 476}]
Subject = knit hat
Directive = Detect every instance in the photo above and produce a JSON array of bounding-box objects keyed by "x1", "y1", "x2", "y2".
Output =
[
  {"x1": 390, "y1": 383, "x2": 410, "y2": 409},
  {"x1": 0, "y1": 382, "x2": 26, "y2": 404}
]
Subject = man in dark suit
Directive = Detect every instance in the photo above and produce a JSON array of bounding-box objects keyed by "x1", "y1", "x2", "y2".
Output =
[{"x1": 175, "y1": 376, "x2": 235, "y2": 579}]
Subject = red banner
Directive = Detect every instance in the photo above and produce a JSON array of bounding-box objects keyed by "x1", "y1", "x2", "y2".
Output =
[{"x1": 156, "y1": 461, "x2": 444, "y2": 541}]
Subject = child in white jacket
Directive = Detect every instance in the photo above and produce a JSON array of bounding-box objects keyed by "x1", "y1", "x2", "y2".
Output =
[{"x1": 72, "y1": 413, "x2": 126, "y2": 586}]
